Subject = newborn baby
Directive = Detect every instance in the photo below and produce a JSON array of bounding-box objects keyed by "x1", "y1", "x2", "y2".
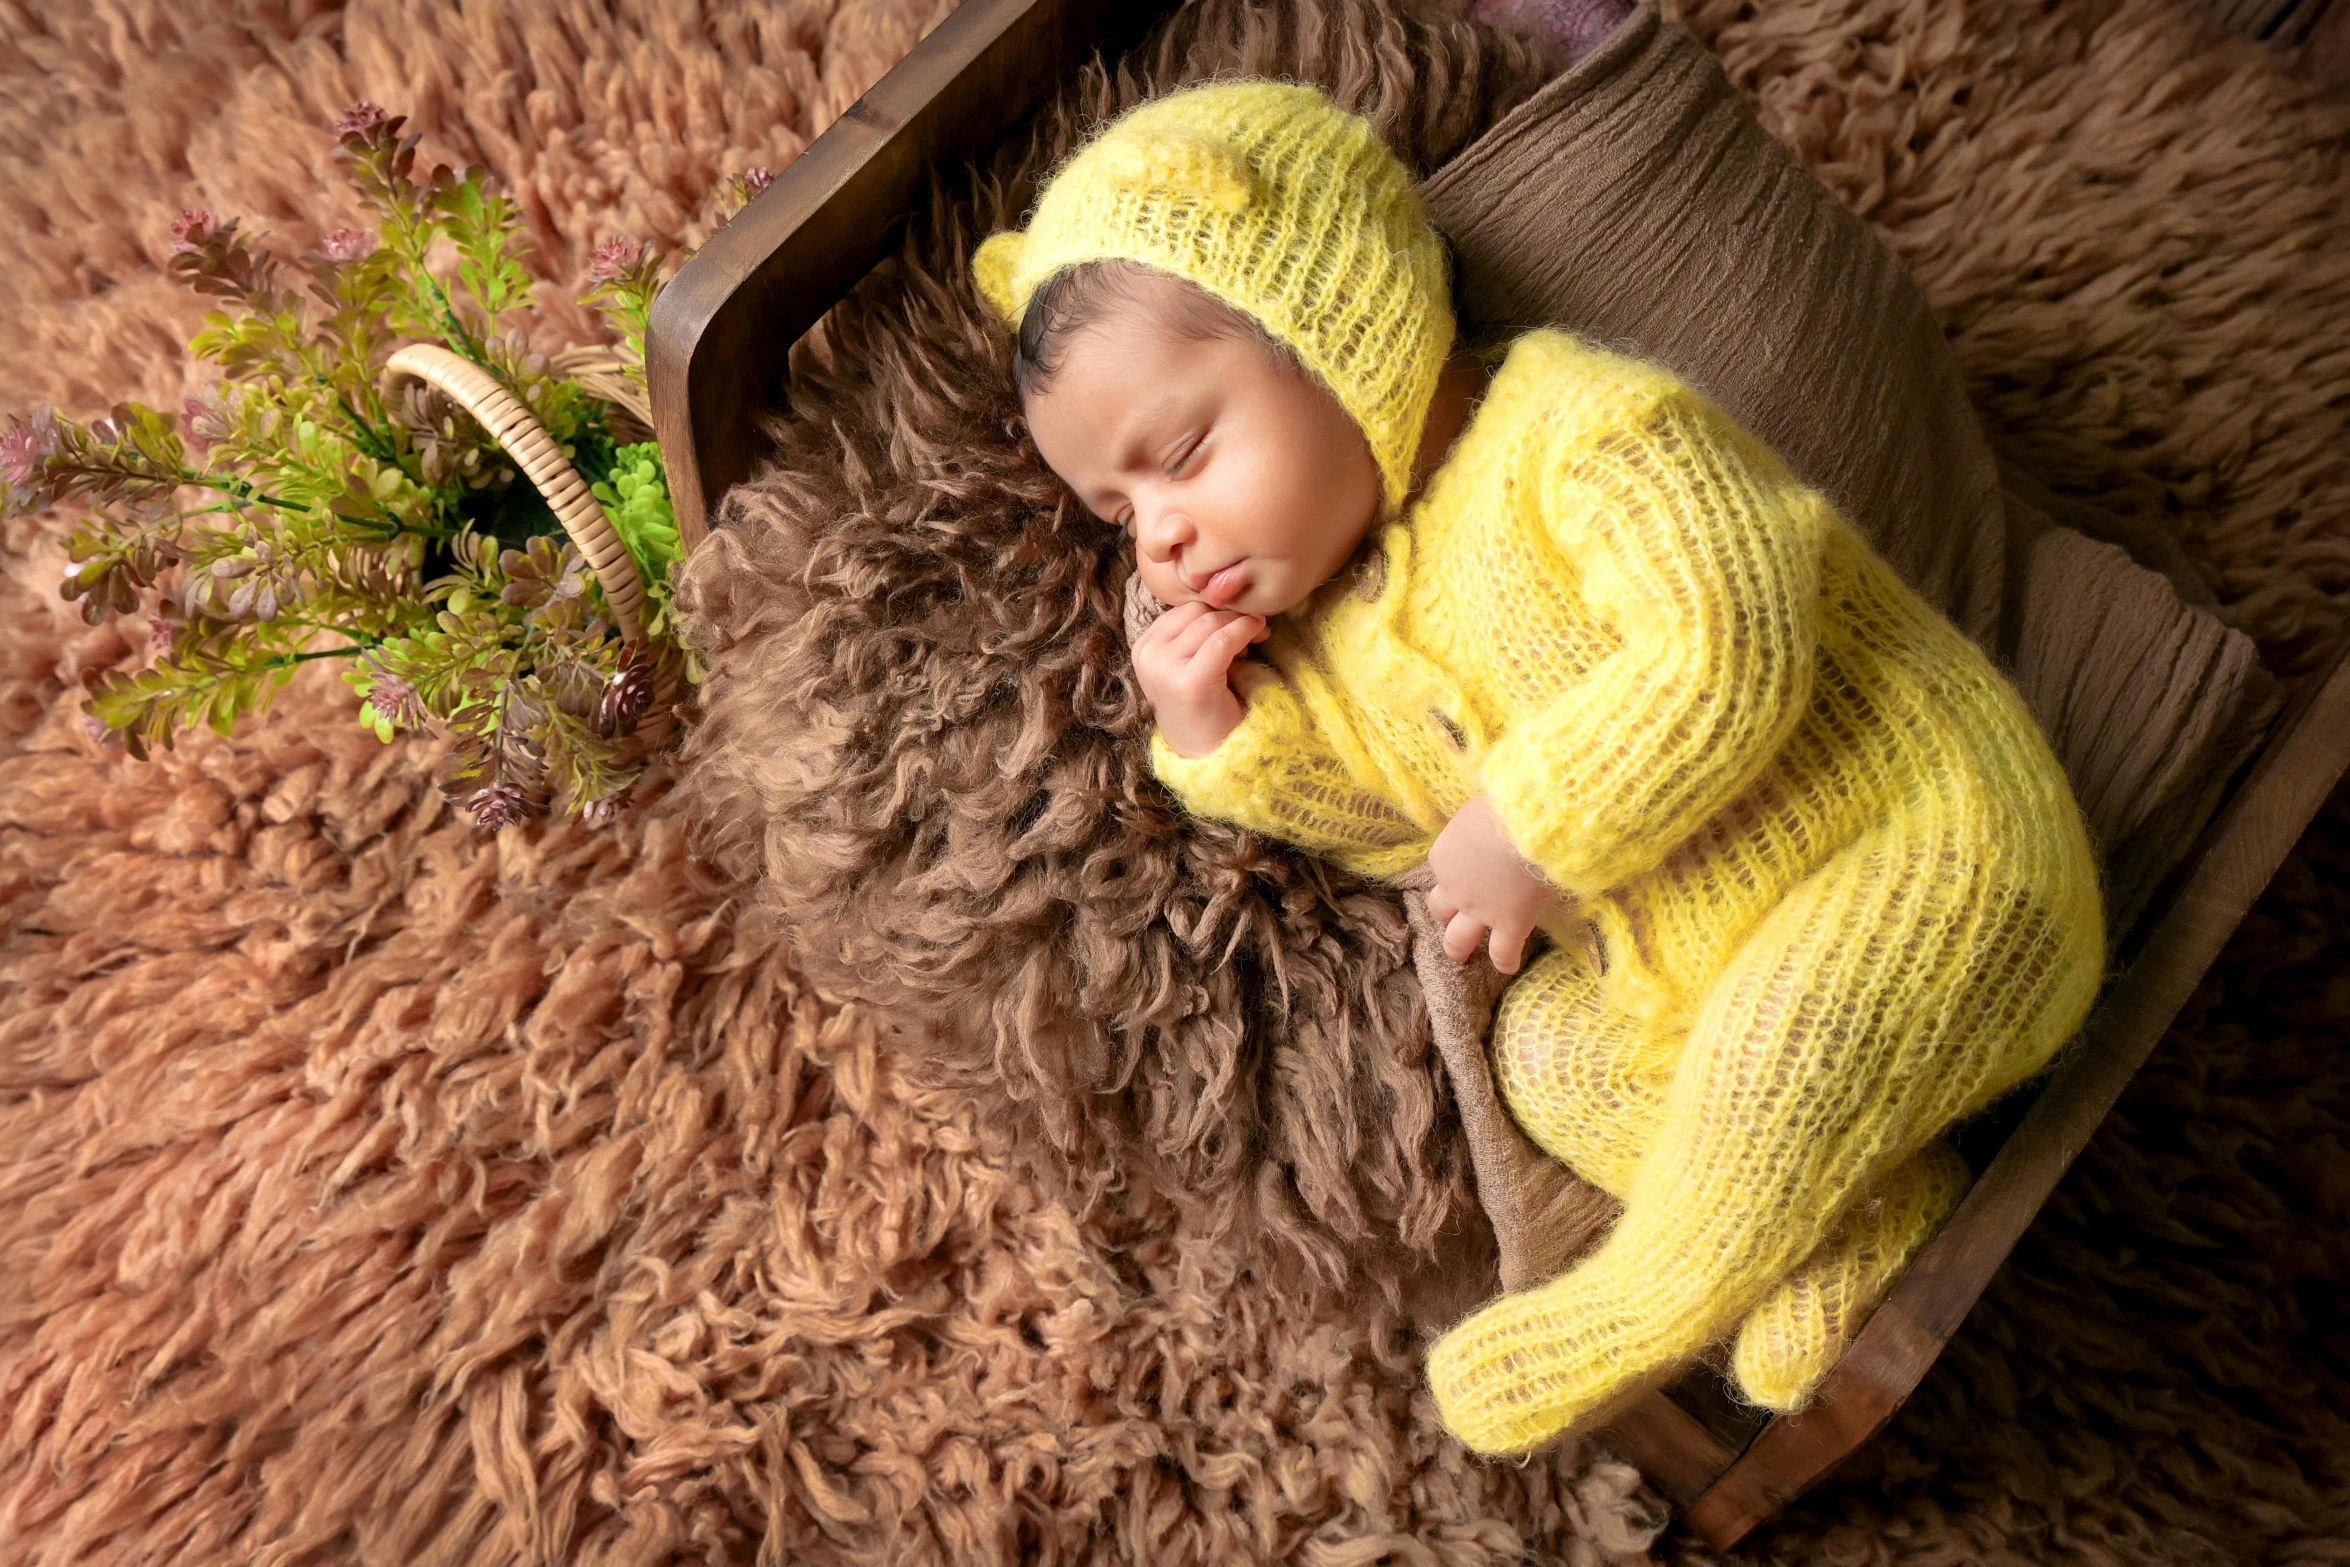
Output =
[{"x1": 974, "y1": 80, "x2": 2106, "y2": 1454}]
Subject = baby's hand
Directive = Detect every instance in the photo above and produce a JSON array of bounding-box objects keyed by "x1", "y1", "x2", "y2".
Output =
[
  {"x1": 1133, "y1": 601, "x2": 1269, "y2": 758},
  {"x1": 1428, "y1": 795, "x2": 1559, "y2": 973}
]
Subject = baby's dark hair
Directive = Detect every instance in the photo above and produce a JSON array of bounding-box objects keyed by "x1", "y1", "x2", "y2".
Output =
[{"x1": 1011, "y1": 260, "x2": 1303, "y2": 399}]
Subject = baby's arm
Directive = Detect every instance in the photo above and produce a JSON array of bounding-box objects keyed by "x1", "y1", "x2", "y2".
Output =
[
  {"x1": 1146, "y1": 621, "x2": 1554, "y2": 967},
  {"x1": 1483, "y1": 373, "x2": 1831, "y2": 899},
  {"x1": 1137, "y1": 606, "x2": 1425, "y2": 874}
]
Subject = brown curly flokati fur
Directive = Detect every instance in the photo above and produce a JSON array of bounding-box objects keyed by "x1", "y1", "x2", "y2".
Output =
[{"x1": 670, "y1": 0, "x2": 1558, "y2": 1301}]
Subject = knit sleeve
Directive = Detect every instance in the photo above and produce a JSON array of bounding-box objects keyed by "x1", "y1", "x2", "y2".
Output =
[
  {"x1": 1480, "y1": 388, "x2": 1829, "y2": 898},
  {"x1": 1151, "y1": 662, "x2": 1426, "y2": 878}
]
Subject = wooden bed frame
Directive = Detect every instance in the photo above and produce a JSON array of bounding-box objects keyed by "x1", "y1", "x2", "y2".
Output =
[{"x1": 644, "y1": 0, "x2": 2350, "y2": 1548}]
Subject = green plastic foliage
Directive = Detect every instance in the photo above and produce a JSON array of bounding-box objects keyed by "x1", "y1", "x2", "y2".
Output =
[
  {"x1": 0, "y1": 102, "x2": 737, "y2": 826},
  {"x1": 591, "y1": 442, "x2": 682, "y2": 634}
]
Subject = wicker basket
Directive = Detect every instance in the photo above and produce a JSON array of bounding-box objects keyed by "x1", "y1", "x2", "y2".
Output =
[{"x1": 384, "y1": 342, "x2": 676, "y2": 744}]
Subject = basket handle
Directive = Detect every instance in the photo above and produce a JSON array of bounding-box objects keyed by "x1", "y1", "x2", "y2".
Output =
[{"x1": 384, "y1": 343, "x2": 650, "y2": 642}]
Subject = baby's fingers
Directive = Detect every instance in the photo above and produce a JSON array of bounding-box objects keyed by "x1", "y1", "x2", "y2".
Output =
[
  {"x1": 1196, "y1": 613, "x2": 1266, "y2": 672},
  {"x1": 1442, "y1": 911, "x2": 1489, "y2": 966},
  {"x1": 1164, "y1": 609, "x2": 1256, "y2": 662},
  {"x1": 1138, "y1": 599, "x2": 1214, "y2": 652},
  {"x1": 1487, "y1": 921, "x2": 1530, "y2": 976}
]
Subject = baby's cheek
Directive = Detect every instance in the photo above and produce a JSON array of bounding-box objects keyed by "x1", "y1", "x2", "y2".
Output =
[
  {"x1": 1134, "y1": 555, "x2": 1188, "y2": 608},
  {"x1": 1272, "y1": 452, "x2": 1376, "y2": 574}
]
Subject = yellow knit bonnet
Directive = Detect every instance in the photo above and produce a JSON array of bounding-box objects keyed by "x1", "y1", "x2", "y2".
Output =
[{"x1": 973, "y1": 81, "x2": 1455, "y2": 511}]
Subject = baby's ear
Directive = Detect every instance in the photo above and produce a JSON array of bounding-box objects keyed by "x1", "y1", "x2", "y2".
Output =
[{"x1": 973, "y1": 231, "x2": 1025, "y2": 322}]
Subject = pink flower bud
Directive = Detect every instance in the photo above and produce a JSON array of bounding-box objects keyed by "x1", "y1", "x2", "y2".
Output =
[
  {"x1": 318, "y1": 227, "x2": 378, "y2": 263},
  {"x1": 182, "y1": 390, "x2": 229, "y2": 458},
  {"x1": 466, "y1": 781, "x2": 532, "y2": 830},
  {"x1": 0, "y1": 417, "x2": 43, "y2": 486},
  {"x1": 581, "y1": 790, "x2": 631, "y2": 828},
  {"x1": 585, "y1": 235, "x2": 642, "y2": 285},
  {"x1": 742, "y1": 166, "x2": 773, "y2": 194},
  {"x1": 169, "y1": 209, "x2": 216, "y2": 255},
  {"x1": 334, "y1": 102, "x2": 392, "y2": 143}
]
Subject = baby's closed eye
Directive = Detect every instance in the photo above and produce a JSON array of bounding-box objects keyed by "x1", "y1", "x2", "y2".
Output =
[{"x1": 1165, "y1": 431, "x2": 1206, "y2": 477}]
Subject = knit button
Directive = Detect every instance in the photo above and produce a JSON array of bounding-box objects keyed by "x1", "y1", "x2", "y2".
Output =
[{"x1": 1430, "y1": 710, "x2": 1468, "y2": 752}]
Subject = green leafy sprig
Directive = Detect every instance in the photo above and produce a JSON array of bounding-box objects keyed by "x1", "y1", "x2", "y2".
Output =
[
  {"x1": 0, "y1": 101, "x2": 764, "y2": 827},
  {"x1": 580, "y1": 237, "x2": 662, "y2": 375}
]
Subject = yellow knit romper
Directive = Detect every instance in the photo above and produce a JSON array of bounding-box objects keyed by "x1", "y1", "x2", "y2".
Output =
[{"x1": 1154, "y1": 330, "x2": 2107, "y2": 1454}]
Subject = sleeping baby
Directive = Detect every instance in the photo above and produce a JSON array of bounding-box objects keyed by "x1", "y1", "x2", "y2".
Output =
[{"x1": 971, "y1": 80, "x2": 2106, "y2": 1454}]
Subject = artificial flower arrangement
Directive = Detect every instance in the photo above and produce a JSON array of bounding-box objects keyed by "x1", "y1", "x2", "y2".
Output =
[{"x1": 0, "y1": 105, "x2": 760, "y2": 828}]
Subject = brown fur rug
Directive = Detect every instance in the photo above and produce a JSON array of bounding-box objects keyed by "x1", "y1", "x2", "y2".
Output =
[
  {"x1": 672, "y1": 0, "x2": 1568, "y2": 1334},
  {"x1": 3, "y1": 1, "x2": 2348, "y2": 1564}
]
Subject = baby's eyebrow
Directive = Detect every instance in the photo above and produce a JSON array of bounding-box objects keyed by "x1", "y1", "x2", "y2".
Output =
[{"x1": 1106, "y1": 392, "x2": 1186, "y2": 472}]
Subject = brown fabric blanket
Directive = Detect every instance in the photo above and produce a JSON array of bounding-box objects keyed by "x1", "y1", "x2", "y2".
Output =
[{"x1": 6, "y1": 0, "x2": 2350, "y2": 1561}]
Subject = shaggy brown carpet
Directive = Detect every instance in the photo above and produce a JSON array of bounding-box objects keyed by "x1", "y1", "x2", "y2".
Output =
[{"x1": 2, "y1": 1, "x2": 2346, "y2": 1564}]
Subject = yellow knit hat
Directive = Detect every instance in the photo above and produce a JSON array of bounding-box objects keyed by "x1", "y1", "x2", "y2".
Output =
[{"x1": 974, "y1": 81, "x2": 1455, "y2": 511}]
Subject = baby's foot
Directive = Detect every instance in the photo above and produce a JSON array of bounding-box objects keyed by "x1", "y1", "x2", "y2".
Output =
[
  {"x1": 1427, "y1": 1243, "x2": 1706, "y2": 1454},
  {"x1": 1729, "y1": 1144, "x2": 1970, "y2": 1410},
  {"x1": 1426, "y1": 1144, "x2": 1970, "y2": 1451}
]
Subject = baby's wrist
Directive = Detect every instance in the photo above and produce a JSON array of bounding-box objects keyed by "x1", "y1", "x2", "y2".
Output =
[{"x1": 1156, "y1": 702, "x2": 1241, "y2": 759}]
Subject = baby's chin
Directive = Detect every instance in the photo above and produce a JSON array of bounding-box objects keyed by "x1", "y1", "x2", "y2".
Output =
[
  {"x1": 1228, "y1": 570, "x2": 1325, "y2": 620},
  {"x1": 1236, "y1": 584, "x2": 1309, "y2": 618}
]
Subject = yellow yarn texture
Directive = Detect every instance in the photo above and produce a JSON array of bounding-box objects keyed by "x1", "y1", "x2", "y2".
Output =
[
  {"x1": 1153, "y1": 331, "x2": 2107, "y2": 1452},
  {"x1": 1486, "y1": 943, "x2": 1976, "y2": 1414},
  {"x1": 972, "y1": 81, "x2": 1454, "y2": 510}
]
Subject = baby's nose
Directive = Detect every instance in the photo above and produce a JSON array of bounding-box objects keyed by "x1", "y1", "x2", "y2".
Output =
[{"x1": 1136, "y1": 505, "x2": 1195, "y2": 558}]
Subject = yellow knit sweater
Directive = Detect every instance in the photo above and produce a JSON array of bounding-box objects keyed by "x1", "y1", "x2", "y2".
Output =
[
  {"x1": 1153, "y1": 330, "x2": 2107, "y2": 1451},
  {"x1": 1156, "y1": 329, "x2": 2098, "y2": 1034}
]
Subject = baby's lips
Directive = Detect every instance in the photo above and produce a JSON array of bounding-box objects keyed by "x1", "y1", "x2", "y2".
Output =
[{"x1": 1199, "y1": 562, "x2": 1248, "y2": 608}]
